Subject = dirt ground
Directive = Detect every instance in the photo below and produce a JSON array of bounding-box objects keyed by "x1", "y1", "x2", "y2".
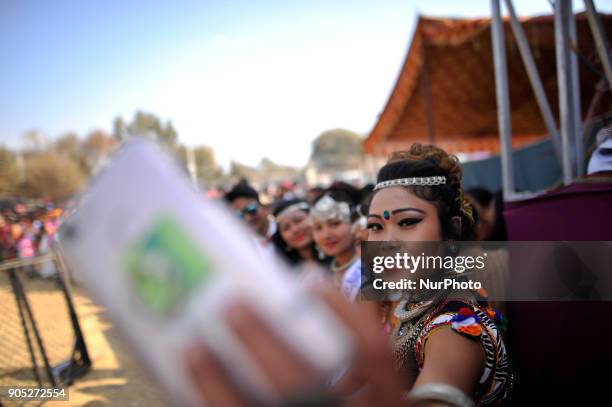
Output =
[{"x1": 1, "y1": 274, "x2": 166, "y2": 407}]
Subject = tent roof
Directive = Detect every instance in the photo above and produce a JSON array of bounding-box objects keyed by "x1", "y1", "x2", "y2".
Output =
[{"x1": 364, "y1": 12, "x2": 612, "y2": 155}]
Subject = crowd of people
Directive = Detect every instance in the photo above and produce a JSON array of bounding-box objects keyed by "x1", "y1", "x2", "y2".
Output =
[
  {"x1": 184, "y1": 130, "x2": 611, "y2": 406},
  {"x1": 184, "y1": 143, "x2": 517, "y2": 407},
  {"x1": 0, "y1": 201, "x2": 63, "y2": 268},
  {"x1": 3, "y1": 127, "x2": 610, "y2": 406}
]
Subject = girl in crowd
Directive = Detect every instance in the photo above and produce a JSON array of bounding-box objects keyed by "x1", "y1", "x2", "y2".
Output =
[
  {"x1": 310, "y1": 182, "x2": 362, "y2": 301},
  {"x1": 365, "y1": 144, "x2": 511, "y2": 405},
  {"x1": 269, "y1": 198, "x2": 329, "y2": 267},
  {"x1": 186, "y1": 144, "x2": 511, "y2": 407}
]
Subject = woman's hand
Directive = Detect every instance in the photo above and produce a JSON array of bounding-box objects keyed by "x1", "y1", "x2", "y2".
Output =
[
  {"x1": 184, "y1": 286, "x2": 409, "y2": 406},
  {"x1": 185, "y1": 301, "x2": 316, "y2": 406}
]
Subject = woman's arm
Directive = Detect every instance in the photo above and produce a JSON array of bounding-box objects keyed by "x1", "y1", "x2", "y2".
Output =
[{"x1": 411, "y1": 326, "x2": 485, "y2": 406}]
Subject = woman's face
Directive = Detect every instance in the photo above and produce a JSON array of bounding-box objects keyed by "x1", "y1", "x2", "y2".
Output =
[
  {"x1": 367, "y1": 187, "x2": 442, "y2": 242},
  {"x1": 278, "y1": 210, "x2": 313, "y2": 250},
  {"x1": 312, "y1": 217, "x2": 354, "y2": 257}
]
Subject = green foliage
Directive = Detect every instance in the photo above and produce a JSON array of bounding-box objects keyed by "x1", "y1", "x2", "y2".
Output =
[
  {"x1": 1, "y1": 130, "x2": 116, "y2": 200},
  {"x1": 81, "y1": 130, "x2": 117, "y2": 172},
  {"x1": 113, "y1": 117, "x2": 126, "y2": 141},
  {"x1": 113, "y1": 111, "x2": 177, "y2": 145},
  {"x1": 5, "y1": 113, "x2": 365, "y2": 198},
  {"x1": 0, "y1": 147, "x2": 19, "y2": 196},
  {"x1": 193, "y1": 145, "x2": 216, "y2": 169},
  {"x1": 193, "y1": 146, "x2": 223, "y2": 182},
  {"x1": 229, "y1": 161, "x2": 257, "y2": 181},
  {"x1": 311, "y1": 128, "x2": 363, "y2": 169},
  {"x1": 53, "y1": 130, "x2": 117, "y2": 174},
  {"x1": 227, "y1": 157, "x2": 301, "y2": 186},
  {"x1": 259, "y1": 157, "x2": 301, "y2": 179},
  {"x1": 172, "y1": 144, "x2": 223, "y2": 184},
  {"x1": 54, "y1": 132, "x2": 80, "y2": 157},
  {"x1": 22, "y1": 130, "x2": 49, "y2": 152},
  {"x1": 20, "y1": 152, "x2": 86, "y2": 200}
]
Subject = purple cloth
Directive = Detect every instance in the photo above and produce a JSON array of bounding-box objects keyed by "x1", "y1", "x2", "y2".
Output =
[
  {"x1": 503, "y1": 181, "x2": 612, "y2": 405},
  {"x1": 505, "y1": 181, "x2": 612, "y2": 240}
]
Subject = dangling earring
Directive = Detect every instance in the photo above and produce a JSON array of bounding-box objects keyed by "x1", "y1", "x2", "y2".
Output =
[{"x1": 317, "y1": 246, "x2": 325, "y2": 260}]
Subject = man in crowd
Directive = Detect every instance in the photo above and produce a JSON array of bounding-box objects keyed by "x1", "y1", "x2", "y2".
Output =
[{"x1": 224, "y1": 181, "x2": 277, "y2": 248}]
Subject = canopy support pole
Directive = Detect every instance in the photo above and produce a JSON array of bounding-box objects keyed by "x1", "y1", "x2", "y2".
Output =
[
  {"x1": 555, "y1": 0, "x2": 576, "y2": 185},
  {"x1": 491, "y1": 0, "x2": 515, "y2": 200}
]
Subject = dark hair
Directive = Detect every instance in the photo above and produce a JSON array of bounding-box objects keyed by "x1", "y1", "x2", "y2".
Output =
[
  {"x1": 487, "y1": 191, "x2": 507, "y2": 241},
  {"x1": 270, "y1": 198, "x2": 328, "y2": 266},
  {"x1": 307, "y1": 186, "x2": 325, "y2": 204},
  {"x1": 372, "y1": 144, "x2": 475, "y2": 240},
  {"x1": 224, "y1": 183, "x2": 259, "y2": 203},
  {"x1": 466, "y1": 188, "x2": 494, "y2": 207},
  {"x1": 272, "y1": 198, "x2": 306, "y2": 218},
  {"x1": 358, "y1": 183, "x2": 375, "y2": 217},
  {"x1": 313, "y1": 181, "x2": 361, "y2": 222},
  {"x1": 360, "y1": 184, "x2": 374, "y2": 199}
]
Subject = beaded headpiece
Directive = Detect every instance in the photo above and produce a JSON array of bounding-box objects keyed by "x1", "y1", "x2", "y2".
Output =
[
  {"x1": 373, "y1": 175, "x2": 473, "y2": 223},
  {"x1": 373, "y1": 176, "x2": 446, "y2": 191}
]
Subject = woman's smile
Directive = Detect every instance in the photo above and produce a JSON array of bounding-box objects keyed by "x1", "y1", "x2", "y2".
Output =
[{"x1": 323, "y1": 240, "x2": 338, "y2": 250}]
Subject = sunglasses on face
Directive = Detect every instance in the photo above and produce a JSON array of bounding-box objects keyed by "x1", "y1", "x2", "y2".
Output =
[{"x1": 238, "y1": 202, "x2": 259, "y2": 218}]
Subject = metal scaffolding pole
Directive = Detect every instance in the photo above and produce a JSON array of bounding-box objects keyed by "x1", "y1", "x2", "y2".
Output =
[
  {"x1": 568, "y1": 5, "x2": 584, "y2": 176},
  {"x1": 504, "y1": 0, "x2": 562, "y2": 161},
  {"x1": 554, "y1": 0, "x2": 575, "y2": 185},
  {"x1": 491, "y1": 0, "x2": 515, "y2": 200},
  {"x1": 584, "y1": 0, "x2": 612, "y2": 90}
]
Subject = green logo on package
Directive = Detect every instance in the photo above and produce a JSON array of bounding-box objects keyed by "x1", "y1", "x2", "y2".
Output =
[{"x1": 125, "y1": 215, "x2": 210, "y2": 315}]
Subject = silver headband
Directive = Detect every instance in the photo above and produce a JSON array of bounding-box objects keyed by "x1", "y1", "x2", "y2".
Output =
[
  {"x1": 275, "y1": 202, "x2": 310, "y2": 220},
  {"x1": 310, "y1": 195, "x2": 351, "y2": 223},
  {"x1": 374, "y1": 176, "x2": 446, "y2": 191}
]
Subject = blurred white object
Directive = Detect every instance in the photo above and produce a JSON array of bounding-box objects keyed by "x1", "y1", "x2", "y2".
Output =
[
  {"x1": 58, "y1": 137, "x2": 353, "y2": 406},
  {"x1": 587, "y1": 126, "x2": 612, "y2": 175}
]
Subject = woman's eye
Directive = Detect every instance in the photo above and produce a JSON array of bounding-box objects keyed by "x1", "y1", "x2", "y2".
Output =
[
  {"x1": 398, "y1": 218, "x2": 422, "y2": 227},
  {"x1": 367, "y1": 223, "x2": 383, "y2": 231}
]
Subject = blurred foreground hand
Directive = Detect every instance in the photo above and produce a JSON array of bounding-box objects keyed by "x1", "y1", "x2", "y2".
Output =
[{"x1": 184, "y1": 286, "x2": 408, "y2": 407}]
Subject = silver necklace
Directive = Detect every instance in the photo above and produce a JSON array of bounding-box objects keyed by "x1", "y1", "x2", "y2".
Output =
[{"x1": 330, "y1": 253, "x2": 357, "y2": 273}]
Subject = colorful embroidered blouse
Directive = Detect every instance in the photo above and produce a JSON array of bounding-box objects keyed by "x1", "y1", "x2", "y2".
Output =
[{"x1": 393, "y1": 297, "x2": 512, "y2": 406}]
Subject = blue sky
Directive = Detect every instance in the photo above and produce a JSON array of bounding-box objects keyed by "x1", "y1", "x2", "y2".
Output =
[{"x1": 2, "y1": 0, "x2": 611, "y2": 168}]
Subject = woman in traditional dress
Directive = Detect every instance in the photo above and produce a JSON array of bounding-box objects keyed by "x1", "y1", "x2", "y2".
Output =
[
  {"x1": 186, "y1": 145, "x2": 512, "y2": 407},
  {"x1": 365, "y1": 144, "x2": 512, "y2": 406},
  {"x1": 310, "y1": 182, "x2": 362, "y2": 301}
]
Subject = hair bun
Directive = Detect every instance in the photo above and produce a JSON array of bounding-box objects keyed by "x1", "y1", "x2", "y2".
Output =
[
  {"x1": 382, "y1": 143, "x2": 475, "y2": 239},
  {"x1": 388, "y1": 144, "x2": 462, "y2": 188}
]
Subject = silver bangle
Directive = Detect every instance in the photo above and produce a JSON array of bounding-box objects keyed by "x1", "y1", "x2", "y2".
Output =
[{"x1": 408, "y1": 383, "x2": 475, "y2": 407}]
